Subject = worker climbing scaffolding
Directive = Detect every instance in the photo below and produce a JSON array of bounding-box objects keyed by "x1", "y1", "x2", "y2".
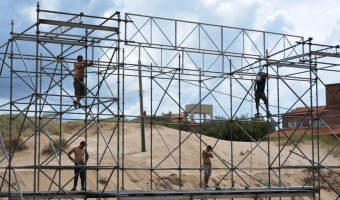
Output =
[
  {"x1": 254, "y1": 72, "x2": 271, "y2": 118},
  {"x1": 73, "y1": 55, "x2": 94, "y2": 109}
]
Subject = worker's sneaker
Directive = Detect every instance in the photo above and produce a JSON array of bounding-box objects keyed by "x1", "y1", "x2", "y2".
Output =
[
  {"x1": 255, "y1": 113, "x2": 260, "y2": 118},
  {"x1": 73, "y1": 101, "x2": 78, "y2": 109},
  {"x1": 71, "y1": 188, "x2": 76, "y2": 191}
]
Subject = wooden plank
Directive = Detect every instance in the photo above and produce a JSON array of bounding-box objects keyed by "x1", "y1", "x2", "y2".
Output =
[
  {"x1": 39, "y1": 19, "x2": 118, "y2": 32},
  {"x1": 310, "y1": 51, "x2": 340, "y2": 58}
]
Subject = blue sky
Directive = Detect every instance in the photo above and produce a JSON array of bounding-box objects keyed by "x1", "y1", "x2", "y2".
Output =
[
  {"x1": 1, "y1": 0, "x2": 340, "y2": 118},
  {"x1": 1, "y1": 0, "x2": 340, "y2": 44}
]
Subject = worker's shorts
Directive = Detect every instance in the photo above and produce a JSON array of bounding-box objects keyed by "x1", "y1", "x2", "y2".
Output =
[
  {"x1": 74, "y1": 78, "x2": 85, "y2": 97},
  {"x1": 203, "y1": 164, "x2": 212, "y2": 175},
  {"x1": 255, "y1": 92, "x2": 267, "y2": 105}
]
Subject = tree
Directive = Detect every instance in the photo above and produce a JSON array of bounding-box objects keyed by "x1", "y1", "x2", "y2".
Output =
[{"x1": 200, "y1": 114, "x2": 274, "y2": 142}]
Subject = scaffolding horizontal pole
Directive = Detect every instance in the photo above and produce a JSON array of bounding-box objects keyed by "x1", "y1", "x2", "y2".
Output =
[
  {"x1": 39, "y1": 19, "x2": 118, "y2": 32},
  {"x1": 310, "y1": 51, "x2": 340, "y2": 58},
  {"x1": 2, "y1": 165, "x2": 117, "y2": 170},
  {"x1": 267, "y1": 61, "x2": 313, "y2": 68},
  {"x1": 273, "y1": 165, "x2": 340, "y2": 169},
  {"x1": 1, "y1": 187, "x2": 318, "y2": 199}
]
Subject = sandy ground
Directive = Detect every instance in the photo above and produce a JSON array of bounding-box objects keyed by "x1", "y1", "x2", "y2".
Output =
[{"x1": 0, "y1": 122, "x2": 339, "y2": 199}]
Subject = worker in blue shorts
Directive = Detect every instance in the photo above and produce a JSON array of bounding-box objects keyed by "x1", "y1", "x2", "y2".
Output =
[{"x1": 254, "y1": 72, "x2": 270, "y2": 117}]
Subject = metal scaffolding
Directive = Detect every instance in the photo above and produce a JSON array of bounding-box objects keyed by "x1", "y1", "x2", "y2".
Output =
[{"x1": 0, "y1": 3, "x2": 340, "y2": 199}]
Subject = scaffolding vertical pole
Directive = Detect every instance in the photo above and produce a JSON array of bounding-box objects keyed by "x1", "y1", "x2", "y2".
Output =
[
  {"x1": 38, "y1": 52, "x2": 42, "y2": 191},
  {"x1": 117, "y1": 11, "x2": 121, "y2": 195},
  {"x1": 96, "y1": 55, "x2": 99, "y2": 193},
  {"x1": 277, "y1": 36, "x2": 282, "y2": 193},
  {"x1": 33, "y1": 2, "x2": 40, "y2": 198},
  {"x1": 229, "y1": 59, "x2": 234, "y2": 189},
  {"x1": 178, "y1": 54, "x2": 182, "y2": 189},
  {"x1": 139, "y1": 44, "x2": 146, "y2": 152},
  {"x1": 265, "y1": 50, "x2": 271, "y2": 194},
  {"x1": 8, "y1": 19, "x2": 14, "y2": 199},
  {"x1": 307, "y1": 38, "x2": 317, "y2": 200},
  {"x1": 122, "y1": 48, "x2": 126, "y2": 190},
  {"x1": 58, "y1": 44, "x2": 64, "y2": 192},
  {"x1": 314, "y1": 52, "x2": 321, "y2": 200},
  {"x1": 221, "y1": 26, "x2": 224, "y2": 73},
  {"x1": 84, "y1": 28, "x2": 89, "y2": 191},
  {"x1": 150, "y1": 63, "x2": 154, "y2": 190},
  {"x1": 276, "y1": 64, "x2": 281, "y2": 191},
  {"x1": 199, "y1": 67, "x2": 202, "y2": 188}
]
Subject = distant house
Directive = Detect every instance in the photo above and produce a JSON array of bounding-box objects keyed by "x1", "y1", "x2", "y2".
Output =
[
  {"x1": 130, "y1": 111, "x2": 186, "y2": 124},
  {"x1": 276, "y1": 83, "x2": 340, "y2": 137},
  {"x1": 131, "y1": 104, "x2": 213, "y2": 126}
]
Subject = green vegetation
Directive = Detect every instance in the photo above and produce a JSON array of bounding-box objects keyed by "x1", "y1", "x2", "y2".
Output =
[
  {"x1": 0, "y1": 114, "x2": 32, "y2": 151},
  {"x1": 1, "y1": 133, "x2": 28, "y2": 151},
  {"x1": 270, "y1": 132, "x2": 340, "y2": 158},
  {"x1": 161, "y1": 113, "x2": 275, "y2": 142},
  {"x1": 199, "y1": 114, "x2": 275, "y2": 142},
  {"x1": 0, "y1": 114, "x2": 33, "y2": 136},
  {"x1": 42, "y1": 137, "x2": 68, "y2": 154},
  {"x1": 62, "y1": 120, "x2": 85, "y2": 131},
  {"x1": 0, "y1": 114, "x2": 62, "y2": 152},
  {"x1": 0, "y1": 113, "x2": 61, "y2": 136}
]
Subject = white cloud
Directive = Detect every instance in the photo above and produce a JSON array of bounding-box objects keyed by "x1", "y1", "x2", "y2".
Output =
[
  {"x1": 324, "y1": 8, "x2": 340, "y2": 44},
  {"x1": 255, "y1": 10, "x2": 296, "y2": 34},
  {"x1": 202, "y1": 0, "x2": 218, "y2": 7},
  {"x1": 200, "y1": 0, "x2": 266, "y2": 27}
]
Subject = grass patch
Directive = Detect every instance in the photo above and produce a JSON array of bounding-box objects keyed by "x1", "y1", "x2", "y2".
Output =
[
  {"x1": 62, "y1": 120, "x2": 85, "y2": 131},
  {"x1": 1, "y1": 133, "x2": 29, "y2": 152},
  {"x1": 0, "y1": 114, "x2": 34, "y2": 137},
  {"x1": 270, "y1": 131, "x2": 309, "y2": 146},
  {"x1": 42, "y1": 122, "x2": 61, "y2": 135},
  {"x1": 270, "y1": 133, "x2": 340, "y2": 157}
]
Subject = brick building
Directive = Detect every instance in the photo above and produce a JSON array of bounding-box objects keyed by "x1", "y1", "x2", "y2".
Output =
[{"x1": 277, "y1": 83, "x2": 340, "y2": 137}]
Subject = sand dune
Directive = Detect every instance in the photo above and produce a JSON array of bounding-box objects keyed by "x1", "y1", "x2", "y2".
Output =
[{"x1": 0, "y1": 123, "x2": 339, "y2": 199}]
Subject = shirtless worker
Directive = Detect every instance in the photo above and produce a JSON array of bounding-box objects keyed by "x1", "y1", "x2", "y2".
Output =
[
  {"x1": 202, "y1": 145, "x2": 213, "y2": 189},
  {"x1": 73, "y1": 55, "x2": 93, "y2": 109},
  {"x1": 68, "y1": 141, "x2": 89, "y2": 191}
]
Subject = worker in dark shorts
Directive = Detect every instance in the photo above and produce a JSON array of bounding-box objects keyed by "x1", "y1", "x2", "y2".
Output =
[
  {"x1": 254, "y1": 72, "x2": 270, "y2": 117},
  {"x1": 73, "y1": 55, "x2": 93, "y2": 108},
  {"x1": 68, "y1": 141, "x2": 89, "y2": 191},
  {"x1": 202, "y1": 145, "x2": 213, "y2": 189}
]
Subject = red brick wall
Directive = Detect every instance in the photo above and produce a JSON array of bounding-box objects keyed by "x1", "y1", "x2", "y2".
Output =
[
  {"x1": 326, "y1": 83, "x2": 340, "y2": 109},
  {"x1": 282, "y1": 110, "x2": 340, "y2": 129}
]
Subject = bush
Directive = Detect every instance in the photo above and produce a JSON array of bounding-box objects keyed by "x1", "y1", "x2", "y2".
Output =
[
  {"x1": 44, "y1": 123, "x2": 61, "y2": 135},
  {"x1": 157, "y1": 113, "x2": 275, "y2": 142},
  {"x1": 0, "y1": 114, "x2": 33, "y2": 136},
  {"x1": 1, "y1": 133, "x2": 29, "y2": 152},
  {"x1": 42, "y1": 137, "x2": 68, "y2": 155},
  {"x1": 199, "y1": 115, "x2": 275, "y2": 142}
]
